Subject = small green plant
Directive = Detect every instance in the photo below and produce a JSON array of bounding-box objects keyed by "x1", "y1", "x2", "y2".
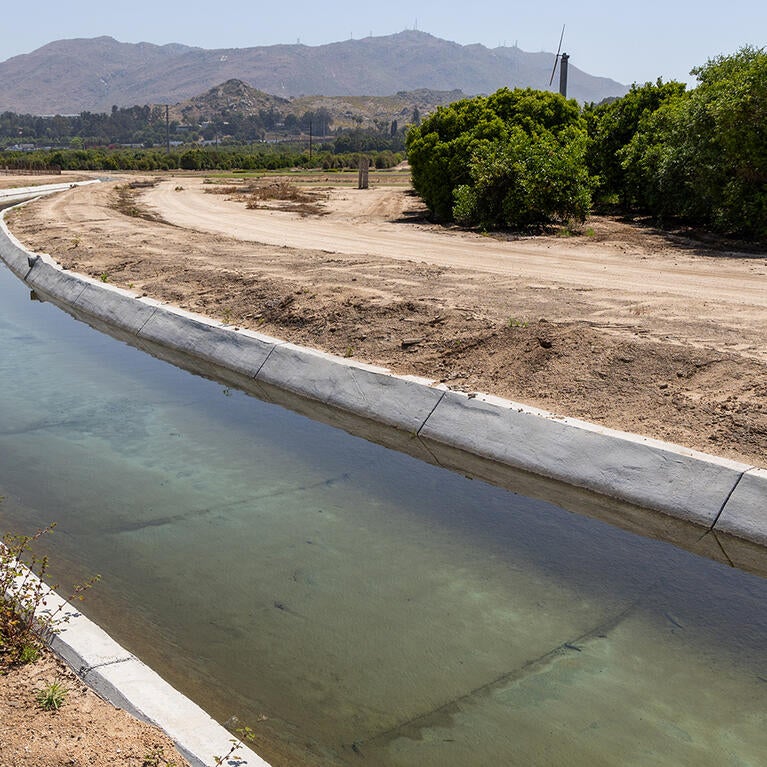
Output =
[
  {"x1": 18, "y1": 642, "x2": 40, "y2": 663},
  {"x1": 0, "y1": 523, "x2": 100, "y2": 665},
  {"x1": 343, "y1": 346, "x2": 354, "y2": 358},
  {"x1": 35, "y1": 679, "x2": 68, "y2": 711},
  {"x1": 508, "y1": 318, "x2": 528, "y2": 328},
  {"x1": 213, "y1": 724, "x2": 258, "y2": 766},
  {"x1": 585, "y1": 227, "x2": 596, "y2": 237},
  {"x1": 99, "y1": 272, "x2": 109, "y2": 283},
  {"x1": 141, "y1": 745, "x2": 177, "y2": 767}
]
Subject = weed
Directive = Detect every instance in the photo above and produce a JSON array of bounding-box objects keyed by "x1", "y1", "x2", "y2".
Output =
[
  {"x1": 99, "y1": 272, "x2": 109, "y2": 283},
  {"x1": 0, "y1": 523, "x2": 100, "y2": 665},
  {"x1": 344, "y1": 346, "x2": 354, "y2": 358},
  {"x1": 204, "y1": 185, "x2": 241, "y2": 196},
  {"x1": 213, "y1": 725, "x2": 257, "y2": 766},
  {"x1": 585, "y1": 227, "x2": 596, "y2": 237},
  {"x1": 69, "y1": 236, "x2": 81, "y2": 249},
  {"x1": 110, "y1": 183, "x2": 167, "y2": 224},
  {"x1": 141, "y1": 745, "x2": 176, "y2": 767},
  {"x1": 18, "y1": 642, "x2": 40, "y2": 663},
  {"x1": 35, "y1": 679, "x2": 68, "y2": 711},
  {"x1": 222, "y1": 308, "x2": 232, "y2": 324},
  {"x1": 508, "y1": 318, "x2": 528, "y2": 328}
]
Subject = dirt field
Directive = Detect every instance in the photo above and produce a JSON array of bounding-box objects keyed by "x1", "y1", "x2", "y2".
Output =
[
  {"x1": 0, "y1": 647, "x2": 190, "y2": 767},
  {"x1": 7, "y1": 172, "x2": 766, "y2": 469}
]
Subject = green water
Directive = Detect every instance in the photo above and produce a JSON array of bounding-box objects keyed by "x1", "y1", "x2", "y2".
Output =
[{"x1": 0, "y1": 261, "x2": 765, "y2": 767}]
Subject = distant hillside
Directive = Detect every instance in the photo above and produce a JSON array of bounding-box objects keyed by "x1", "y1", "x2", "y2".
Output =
[
  {"x1": 173, "y1": 79, "x2": 290, "y2": 124},
  {"x1": 0, "y1": 31, "x2": 627, "y2": 114},
  {"x1": 170, "y1": 79, "x2": 466, "y2": 131}
]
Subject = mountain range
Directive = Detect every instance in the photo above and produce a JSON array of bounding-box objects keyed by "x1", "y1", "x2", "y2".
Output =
[{"x1": 0, "y1": 31, "x2": 627, "y2": 115}]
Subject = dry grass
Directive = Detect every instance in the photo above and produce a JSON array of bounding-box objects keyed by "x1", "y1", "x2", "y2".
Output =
[
  {"x1": 110, "y1": 181, "x2": 170, "y2": 224},
  {"x1": 203, "y1": 184, "x2": 242, "y2": 195},
  {"x1": 203, "y1": 178, "x2": 329, "y2": 216}
]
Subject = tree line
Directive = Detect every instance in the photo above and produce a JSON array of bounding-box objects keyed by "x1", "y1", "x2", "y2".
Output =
[
  {"x1": 0, "y1": 104, "x2": 406, "y2": 152},
  {"x1": 0, "y1": 145, "x2": 403, "y2": 172},
  {"x1": 406, "y1": 46, "x2": 767, "y2": 239}
]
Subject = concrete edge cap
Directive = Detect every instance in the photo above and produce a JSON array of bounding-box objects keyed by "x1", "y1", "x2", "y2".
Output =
[
  {"x1": 714, "y1": 467, "x2": 767, "y2": 545},
  {"x1": 7, "y1": 559, "x2": 272, "y2": 767}
]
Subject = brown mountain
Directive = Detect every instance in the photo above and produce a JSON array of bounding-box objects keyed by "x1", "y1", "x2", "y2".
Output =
[
  {"x1": 0, "y1": 31, "x2": 627, "y2": 115},
  {"x1": 172, "y1": 79, "x2": 290, "y2": 124},
  {"x1": 170, "y1": 79, "x2": 466, "y2": 131}
]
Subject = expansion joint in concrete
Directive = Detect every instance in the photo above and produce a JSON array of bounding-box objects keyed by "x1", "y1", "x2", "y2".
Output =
[
  {"x1": 77, "y1": 655, "x2": 133, "y2": 678},
  {"x1": 356, "y1": 599, "x2": 640, "y2": 751},
  {"x1": 414, "y1": 433, "x2": 444, "y2": 470},
  {"x1": 709, "y1": 468, "x2": 749, "y2": 531},
  {"x1": 135, "y1": 306, "x2": 159, "y2": 336},
  {"x1": 252, "y1": 342, "x2": 279, "y2": 379},
  {"x1": 416, "y1": 390, "x2": 446, "y2": 436},
  {"x1": 23, "y1": 259, "x2": 38, "y2": 281},
  {"x1": 710, "y1": 530, "x2": 736, "y2": 568}
]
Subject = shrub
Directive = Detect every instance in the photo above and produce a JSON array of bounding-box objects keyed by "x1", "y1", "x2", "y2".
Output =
[
  {"x1": 407, "y1": 87, "x2": 592, "y2": 227},
  {"x1": 0, "y1": 524, "x2": 99, "y2": 665}
]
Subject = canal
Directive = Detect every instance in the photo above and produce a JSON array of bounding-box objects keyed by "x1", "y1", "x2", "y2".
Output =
[{"x1": 1, "y1": 257, "x2": 766, "y2": 766}]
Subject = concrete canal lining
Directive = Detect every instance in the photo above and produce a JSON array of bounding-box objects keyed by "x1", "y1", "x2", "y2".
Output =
[
  {"x1": 1, "y1": 190, "x2": 766, "y2": 762},
  {"x1": 0, "y1": 199, "x2": 764, "y2": 560}
]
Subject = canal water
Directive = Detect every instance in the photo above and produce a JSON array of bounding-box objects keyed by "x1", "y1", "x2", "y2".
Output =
[{"x1": 1, "y1": 258, "x2": 766, "y2": 767}]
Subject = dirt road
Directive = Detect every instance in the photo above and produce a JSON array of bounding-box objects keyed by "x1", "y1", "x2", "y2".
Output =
[
  {"x1": 147, "y1": 179, "x2": 767, "y2": 309},
  {"x1": 6, "y1": 174, "x2": 767, "y2": 467}
]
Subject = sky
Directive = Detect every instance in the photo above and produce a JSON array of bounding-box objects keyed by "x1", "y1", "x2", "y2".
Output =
[{"x1": 1, "y1": 1, "x2": 765, "y2": 86}]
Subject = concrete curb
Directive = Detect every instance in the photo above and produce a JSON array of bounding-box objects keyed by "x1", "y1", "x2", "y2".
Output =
[
  {"x1": 418, "y1": 390, "x2": 750, "y2": 528},
  {"x1": 1, "y1": 202, "x2": 764, "y2": 553},
  {"x1": 714, "y1": 468, "x2": 767, "y2": 545},
  {"x1": 8, "y1": 562, "x2": 269, "y2": 767},
  {"x1": 0, "y1": 180, "x2": 100, "y2": 209}
]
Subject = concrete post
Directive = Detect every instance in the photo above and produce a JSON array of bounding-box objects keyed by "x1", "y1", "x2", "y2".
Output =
[{"x1": 358, "y1": 157, "x2": 369, "y2": 189}]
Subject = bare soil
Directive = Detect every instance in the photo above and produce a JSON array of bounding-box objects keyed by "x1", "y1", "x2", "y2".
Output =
[
  {"x1": 0, "y1": 647, "x2": 189, "y2": 767},
  {"x1": 7, "y1": 173, "x2": 766, "y2": 468}
]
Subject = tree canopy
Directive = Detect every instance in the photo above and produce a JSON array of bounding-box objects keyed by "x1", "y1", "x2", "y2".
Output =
[
  {"x1": 587, "y1": 46, "x2": 767, "y2": 238},
  {"x1": 406, "y1": 88, "x2": 593, "y2": 228}
]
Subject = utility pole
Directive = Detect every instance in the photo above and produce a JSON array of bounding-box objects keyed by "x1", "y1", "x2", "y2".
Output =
[
  {"x1": 165, "y1": 105, "x2": 170, "y2": 154},
  {"x1": 308, "y1": 117, "x2": 313, "y2": 163}
]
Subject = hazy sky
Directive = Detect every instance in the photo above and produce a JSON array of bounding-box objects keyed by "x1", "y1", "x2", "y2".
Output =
[{"x1": 2, "y1": 1, "x2": 764, "y2": 86}]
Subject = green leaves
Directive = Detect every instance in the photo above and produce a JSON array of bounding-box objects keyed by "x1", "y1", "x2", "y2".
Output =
[
  {"x1": 590, "y1": 46, "x2": 767, "y2": 239},
  {"x1": 1, "y1": 523, "x2": 99, "y2": 667},
  {"x1": 459, "y1": 126, "x2": 591, "y2": 229},
  {"x1": 35, "y1": 679, "x2": 69, "y2": 711},
  {"x1": 407, "y1": 87, "x2": 591, "y2": 228}
]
